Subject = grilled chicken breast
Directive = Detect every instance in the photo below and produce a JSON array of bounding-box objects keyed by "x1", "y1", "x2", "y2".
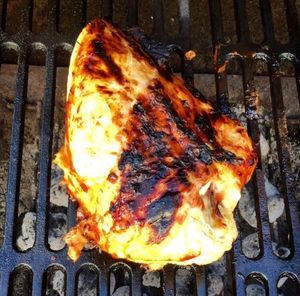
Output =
[{"x1": 54, "y1": 19, "x2": 257, "y2": 269}]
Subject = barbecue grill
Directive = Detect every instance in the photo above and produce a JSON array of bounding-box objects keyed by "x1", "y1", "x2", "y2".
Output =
[{"x1": 0, "y1": 0, "x2": 299, "y2": 295}]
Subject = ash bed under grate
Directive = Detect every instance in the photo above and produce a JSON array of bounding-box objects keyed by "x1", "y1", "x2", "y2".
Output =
[{"x1": 0, "y1": 0, "x2": 300, "y2": 295}]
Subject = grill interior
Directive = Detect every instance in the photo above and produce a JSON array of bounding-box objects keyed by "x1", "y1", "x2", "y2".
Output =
[{"x1": 0, "y1": 0, "x2": 300, "y2": 295}]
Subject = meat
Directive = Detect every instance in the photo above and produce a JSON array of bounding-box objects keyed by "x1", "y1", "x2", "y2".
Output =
[{"x1": 54, "y1": 19, "x2": 257, "y2": 270}]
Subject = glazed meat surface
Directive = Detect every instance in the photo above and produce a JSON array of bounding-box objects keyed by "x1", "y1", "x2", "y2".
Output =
[{"x1": 54, "y1": 19, "x2": 257, "y2": 269}]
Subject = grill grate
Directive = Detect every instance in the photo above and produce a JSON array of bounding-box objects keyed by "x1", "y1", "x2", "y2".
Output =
[{"x1": 0, "y1": 0, "x2": 299, "y2": 295}]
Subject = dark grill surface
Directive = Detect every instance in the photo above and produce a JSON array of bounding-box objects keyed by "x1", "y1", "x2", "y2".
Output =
[{"x1": 0, "y1": 0, "x2": 300, "y2": 295}]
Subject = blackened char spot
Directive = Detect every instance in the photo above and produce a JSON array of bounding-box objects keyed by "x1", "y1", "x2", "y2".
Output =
[
  {"x1": 132, "y1": 164, "x2": 169, "y2": 196},
  {"x1": 134, "y1": 102, "x2": 164, "y2": 139},
  {"x1": 195, "y1": 115, "x2": 215, "y2": 143},
  {"x1": 126, "y1": 27, "x2": 175, "y2": 81},
  {"x1": 93, "y1": 40, "x2": 104, "y2": 54},
  {"x1": 223, "y1": 150, "x2": 236, "y2": 161},
  {"x1": 152, "y1": 91, "x2": 197, "y2": 141},
  {"x1": 147, "y1": 191, "x2": 181, "y2": 240},
  {"x1": 133, "y1": 102, "x2": 168, "y2": 156},
  {"x1": 213, "y1": 149, "x2": 241, "y2": 164},
  {"x1": 171, "y1": 154, "x2": 196, "y2": 171},
  {"x1": 170, "y1": 145, "x2": 212, "y2": 169},
  {"x1": 198, "y1": 145, "x2": 212, "y2": 165},
  {"x1": 119, "y1": 151, "x2": 144, "y2": 170},
  {"x1": 92, "y1": 39, "x2": 124, "y2": 82},
  {"x1": 133, "y1": 102, "x2": 145, "y2": 115},
  {"x1": 140, "y1": 120, "x2": 164, "y2": 141},
  {"x1": 177, "y1": 169, "x2": 190, "y2": 186}
]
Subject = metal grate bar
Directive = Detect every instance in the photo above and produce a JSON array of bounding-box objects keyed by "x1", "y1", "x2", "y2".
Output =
[
  {"x1": 153, "y1": 0, "x2": 164, "y2": 37},
  {"x1": 47, "y1": 0, "x2": 59, "y2": 31},
  {"x1": 65, "y1": 265, "x2": 76, "y2": 295},
  {"x1": 234, "y1": 56, "x2": 274, "y2": 290},
  {"x1": 3, "y1": 49, "x2": 28, "y2": 249},
  {"x1": 268, "y1": 60, "x2": 300, "y2": 255},
  {"x1": 208, "y1": 0, "x2": 231, "y2": 112},
  {"x1": 177, "y1": 0, "x2": 190, "y2": 45},
  {"x1": 35, "y1": 50, "x2": 56, "y2": 248},
  {"x1": 0, "y1": 0, "x2": 6, "y2": 31},
  {"x1": 99, "y1": 268, "x2": 109, "y2": 296},
  {"x1": 296, "y1": 63, "x2": 300, "y2": 105},
  {"x1": 208, "y1": 0, "x2": 224, "y2": 45},
  {"x1": 163, "y1": 265, "x2": 175, "y2": 296},
  {"x1": 72, "y1": 0, "x2": 87, "y2": 31},
  {"x1": 32, "y1": 271, "x2": 43, "y2": 295},
  {"x1": 209, "y1": 15, "x2": 251, "y2": 292},
  {"x1": 214, "y1": 71, "x2": 231, "y2": 114},
  {"x1": 283, "y1": 0, "x2": 300, "y2": 42},
  {"x1": 259, "y1": 0, "x2": 275, "y2": 43},
  {"x1": 102, "y1": 0, "x2": 113, "y2": 20},
  {"x1": 241, "y1": 58, "x2": 272, "y2": 242},
  {"x1": 178, "y1": 0, "x2": 193, "y2": 84},
  {"x1": 131, "y1": 268, "x2": 142, "y2": 296},
  {"x1": 235, "y1": 275, "x2": 246, "y2": 296},
  {"x1": 67, "y1": 197, "x2": 78, "y2": 229},
  {"x1": 127, "y1": 0, "x2": 138, "y2": 26},
  {"x1": 0, "y1": 267, "x2": 10, "y2": 296},
  {"x1": 249, "y1": 170, "x2": 273, "y2": 253},
  {"x1": 233, "y1": 0, "x2": 250, "y2": 43},
  {"x1": 252, "y1": 169, "x2": 275, "y2": 254},
  {"x1": 20, "y1": 0, "x2": 34, "y2": 32},
  {"x1": 268, "y1": 280, "x2": 279, "y2": 296},
  {"x1": 209, "y1": 0, "x2": 229, "y2": 113},
  {"x1": 194, "y1": 265, "x2": 206, "y2": 296},
  {"x1": 224, "y1": 251, "x2": 236, "y2": 295}
]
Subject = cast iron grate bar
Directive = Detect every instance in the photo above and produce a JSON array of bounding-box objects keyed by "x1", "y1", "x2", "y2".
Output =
[
  {"x1": 297, "y1": 63, "x2": 300, "y2": 105},
  {"x1": 162, "y1": 265, "x2": 175, "y2": 296},
  {"x1": 194, "y1": 265, "x2": 206, "y2": 296},
  {"x1": 284, "y1": 0, "x2": 300, "y2": 41},
  {"x1": 153, "y1": 0, "x2": 164, "y2": 38},
  {"x1": 102, "y1": 0, "x2": 113, "y2": 21},
  {"x1": 47, "y1": 0, "x2": 59, "y2": 31},
  {"x1": 233, "y1": 0, "x2": 250, "y2": 44},
  {"x1": 178, "y1": 0, "x2": 193, "y2": 85},
  {"x1": 127, "y1": 0, "x2": 138, "y2": 27},
  {"x1": 35, "y1": 49, "x2": 56, "y2": 248},
  {"x1": 268, "y1": 58, "x2": 300, "y2": 255},
  {"x1": 208, "y1": 0, "x2": 231, "y2": 115},
  {"x1": 0, "y1": 0, "x2": 6, "y2": 31},
  {"x1": 0, "y1": 259, "x2": 10, "y2": 295},
  {"x1": 259, "y1": 0, "x2": 276, "y2": 43},
  {"x1": 131, "y1": 268, "x2": 142, "y2": 296},
  {"x1": 209, "y1": 2, "x2": 238, "y2": 295},
  {"x1": 3, "y1": 49, "x2": 28, "y2": 250},
  {"x1": 71, "y1": 0, "x2": 87, "y2": 32},
  {"x1": 0, "y1": 0, "x2": 300, "y2": 295}
]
